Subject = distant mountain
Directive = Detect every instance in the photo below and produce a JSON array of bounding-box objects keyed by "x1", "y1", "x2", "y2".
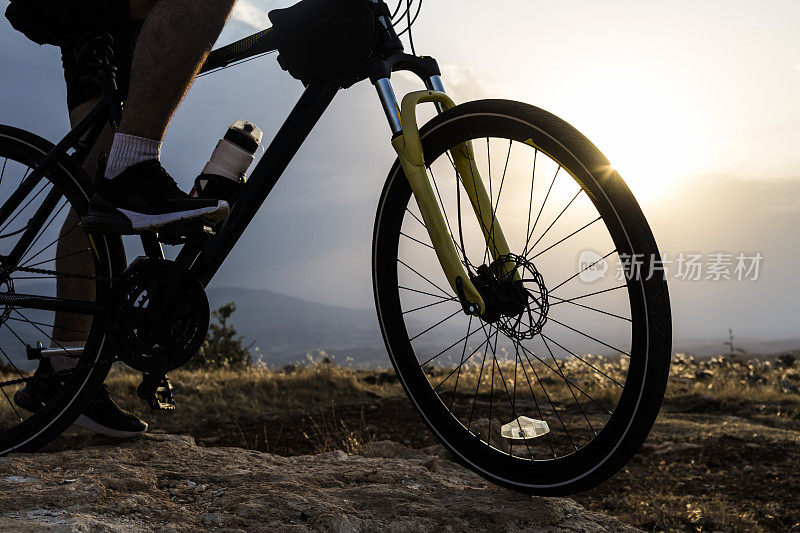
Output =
[
  {"x1": 673, "y1": 337, "x2": 800, "y2": 358},
  {"x1": 206, "y1": 287, "x2": 391, "y2": 367},
  {"x1": 3, "y1": 283, "x2": 798, "y2": 370}
]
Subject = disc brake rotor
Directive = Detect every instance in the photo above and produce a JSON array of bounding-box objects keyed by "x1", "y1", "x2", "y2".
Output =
[{"x1": 472, "y1": 253, "x2": 549, "y2": 341}]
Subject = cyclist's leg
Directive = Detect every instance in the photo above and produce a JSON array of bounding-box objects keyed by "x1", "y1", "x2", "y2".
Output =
[
  {"x1": 117, "y1": 0, "x2": 237, "y2": 142},
  {"x1": 42, "y1": 2, "x2": 159, "y2": 436},
  {"x1": 82, "y1": 0, "x2": 236, "y2": 232},
  {"x1": 51, "y1": 0, "x2": 148, "y2": 354},
  {"x1": 50, "y1": 99, "x2": 110, "y2": 355}
]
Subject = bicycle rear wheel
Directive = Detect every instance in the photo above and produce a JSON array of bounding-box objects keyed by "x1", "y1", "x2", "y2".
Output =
[
  {"x1": 0, "y1": 125, "x2": 124, "y2": 454},
  {"x1": 373, "y1": 100, "x2": 671, "y2": 495}
]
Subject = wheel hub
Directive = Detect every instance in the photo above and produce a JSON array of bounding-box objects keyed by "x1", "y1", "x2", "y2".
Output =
[{"x1": 472, "y1": 253, "x2": 549, "y2": 341}]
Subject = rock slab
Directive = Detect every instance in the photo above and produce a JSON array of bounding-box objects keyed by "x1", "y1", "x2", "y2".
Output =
[{"x1": 0, "y1": 434, "x2": 638, "y2": 532}]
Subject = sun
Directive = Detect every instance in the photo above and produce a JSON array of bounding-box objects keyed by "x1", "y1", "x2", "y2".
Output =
[{"x1": 535, "y1": 71, "x2": 703, "y2": 202}]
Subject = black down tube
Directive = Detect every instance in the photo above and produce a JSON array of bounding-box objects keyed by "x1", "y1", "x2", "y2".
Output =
[{"x1": 191, "y1": 80, "x2": 340, "y2": 286}]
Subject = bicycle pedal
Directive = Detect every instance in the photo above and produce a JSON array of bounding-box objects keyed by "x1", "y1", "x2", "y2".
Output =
[
  {"x1": 137, "y1": 374, "x2": 176, "y2": 411},
  {"x1": 156, "y1": 219, "x2": 216, "y2": 245}
]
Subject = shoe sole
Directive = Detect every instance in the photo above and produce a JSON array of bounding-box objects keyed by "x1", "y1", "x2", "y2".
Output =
[
  {"x1": 74, "y1": 414, "x2": 148, "y2": 438},
  {"x1": 81, "y1": 201, "x2": 229, "y2": 234}
]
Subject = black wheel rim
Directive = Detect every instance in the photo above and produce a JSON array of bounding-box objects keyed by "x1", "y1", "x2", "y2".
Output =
[{"x1": 0, "y1": 130, "x2": 116, "y2": 453}]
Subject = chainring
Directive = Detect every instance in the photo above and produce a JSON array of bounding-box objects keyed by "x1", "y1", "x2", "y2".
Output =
[{"x1": 105, "y1": 257, "x2": 209, "y2": 373}]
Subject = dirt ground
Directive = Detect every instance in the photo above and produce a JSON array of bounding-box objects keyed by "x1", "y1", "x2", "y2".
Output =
[{"x1": 41, "y1": 357, "x2": 800, "y2": 532}]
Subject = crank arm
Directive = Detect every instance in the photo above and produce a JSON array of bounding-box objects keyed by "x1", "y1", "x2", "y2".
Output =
[{"x1": 392, "y1": 90, "x2": 520, "y2": 316}]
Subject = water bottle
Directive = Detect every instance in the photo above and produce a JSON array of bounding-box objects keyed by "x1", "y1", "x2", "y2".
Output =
[{"x1": 192, "y1": 119, "x2": 263, "y2": 202}]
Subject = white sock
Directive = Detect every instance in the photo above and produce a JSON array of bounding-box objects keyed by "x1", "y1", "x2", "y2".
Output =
[
  {"x1": 104, "y1": 132, "x2": 162, "y2": 179},
  {"x1": 49, "y1": 340, "x2": 85, "y2": 371}
]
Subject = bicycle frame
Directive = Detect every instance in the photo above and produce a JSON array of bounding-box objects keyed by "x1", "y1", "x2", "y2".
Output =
[{"x1": 0, "y1": 19, "x2": 518, "y2": 320}]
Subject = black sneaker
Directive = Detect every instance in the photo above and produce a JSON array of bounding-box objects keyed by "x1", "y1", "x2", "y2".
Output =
[
  {"x1": 75, "y1": 384, "x2": 148, "y2": 438},
  {"x1": 80, "y1": 159, "x2": 229, "y2": 234},
  {"x1": 14, "y1": 360, "x2": 148, "y2": 438}
]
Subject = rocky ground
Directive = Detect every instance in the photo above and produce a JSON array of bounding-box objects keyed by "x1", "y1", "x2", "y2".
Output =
[{"x1": 0, "y1": 434, "x2": 637, "y2": 532}]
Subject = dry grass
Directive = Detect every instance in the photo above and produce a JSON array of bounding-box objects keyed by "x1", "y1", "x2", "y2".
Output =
[
  {"x1": 103, "y1": 360, "x2": 390, "y2": 437},
  {"x1": 3, "y1": 352, "x2": 800, "y2": 531}
]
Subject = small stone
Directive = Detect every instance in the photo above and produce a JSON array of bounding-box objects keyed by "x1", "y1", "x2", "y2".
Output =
[
  {"x1": 185, "y1": 480, "x2": 197, "y2": 489},
  {"x1": 200, "y1": 513, "x2": 225, "y2": 526},
  {"x1": 421, "y1": 457, "x2": 439, "y2": 473}
]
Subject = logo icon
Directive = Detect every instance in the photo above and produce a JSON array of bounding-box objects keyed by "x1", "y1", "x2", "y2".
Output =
[{"x1": 578, "y1": 250, "x2": 608, "y2": 283}]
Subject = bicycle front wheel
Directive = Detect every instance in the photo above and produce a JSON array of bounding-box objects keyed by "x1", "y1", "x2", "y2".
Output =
[
  {"x1": 0, "y1": 125, "x2": 124, "y2": 454},
  {"x1": 373, "y1": 100, "x2": 671, "y2": 495}
]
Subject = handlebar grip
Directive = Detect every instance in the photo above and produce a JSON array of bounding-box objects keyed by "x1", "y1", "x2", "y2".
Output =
[{"x1": 200, "y1": 27, "x2": 279, "y2": 74}]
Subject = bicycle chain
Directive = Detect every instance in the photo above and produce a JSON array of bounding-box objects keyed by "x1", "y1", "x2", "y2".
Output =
[
  {"x1": 0, "y1": 263, "x2": 109, "y2": 282},
  {"x1": 0, "y1": 358, "x2": 114, "y2": 388}
]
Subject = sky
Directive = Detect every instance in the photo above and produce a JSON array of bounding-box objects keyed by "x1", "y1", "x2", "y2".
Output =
[{"x1": 1, "y1": 0, "x2": 799, "y2": 346}]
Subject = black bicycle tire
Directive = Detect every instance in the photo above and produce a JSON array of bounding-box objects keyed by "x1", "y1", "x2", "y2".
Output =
[
  {"x1": 372, "y1": 99, "x2": 672, "y2": 495},
  {"x1": 0, "y1": 124, "x2": 125, "y2": 455}
]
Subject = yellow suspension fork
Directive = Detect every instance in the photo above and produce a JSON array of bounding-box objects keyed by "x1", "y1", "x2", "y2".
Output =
[{"x1": 376, "y1": 78, "x2": 518, "y2": 316}]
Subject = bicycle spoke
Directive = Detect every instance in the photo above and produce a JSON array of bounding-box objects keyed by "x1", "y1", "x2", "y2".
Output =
[
  {"x1": 433, "y1": 331, "x2": 491, "y2": 392},
  {"x1": 546, "y1": 315, "x2": 631, "y2": 357},
  {"x1": 529, "y1": 216, "x2": 602, "y2": 261},
  {"x1": 540, "y1": 335, "x2": 596, "y2": 437},
  {"x1": 403, "y1": 296, "x2": 458, "y2": 315},
  {"x1": 24, "y1": 247, "x2": 91, "y2": 270},
  {"x1": 515, "y1": 340, "x2": 577, "y2": 452},
  {"x1": 428, "y1": 165, "x2": 467, "y2": 260},
  {"x1": 20, "y1": 224, "x2": 80, "y2": 269},
  {"x1": 446, "y1": 152, "x2": 473, "y2": 273},
  {"x1": 0, "y1": 384, "x2": 23, "y2": 422},
  {"x1": 483, "y1": 139, "x2": 512, "y2": 265},
  {"x1": 540, "y1": 333, "x2": 624, "y2": 389},
  {"x1": 400, "y1": 231, "x2": 435, "y2": 251},
  {"x1": 13, "y1": 309, "x2": 75, "y2": 356},
  {"x1": 460, "y1": 141, "x2": 500, "y2": 262},
  {"x1": 525, "y1": 150, "x2": 538, "y2": 254},
  {"x1": 513, "y1": 341, "x2": 556, "y2": 457},
  {"x1": 517, "y1": 341, "x2": 614, "y2": 415},
  {"x1": 522, "y1": 165, "x2": 560, "y2": 257},
  {"x1": 397, "y1": 259, "x2": 452, "y2": 299},
  {"x1": 0, "y1": 181, "x2": 48, "y2": 236},
  {"x1": 399, "y1": 285, "x2": 454, "y2": 301},
  {"x1": 409, "y1": 308, "x2": 462, "y2": 342},
  {"x1": 5, "y1": 315, "x2": 88, "y2": 336},
  {"x1": 405, "y1": 207, "x2": 426, "y2": 230},
  {"x1": 467, "y1": 324, "x2": 495, "y2": 429},
  {"x1": 390, "y1": 126, "x2": 647, "y2": 467},
  {"x1": 546, "y1": 292, "x2": 631, "y2": 322},
  {"x1": 420, "y1": 321, "x2": 483, "y2": 367},
  {"x1": 549, "y1": 249, "x2": 617, "y2": 293},
  {"x1": 548, "y1": 284, "x2": 627, "y2": 306},
  {"x1": 526, "y1": 188, "x2": 582, "y2": 255},
  {"x1": 0, "y1": 336, "x2": 47, "y2": 409},
  {"x1": 488, "y1": 346, "x2": 534, "y2": 458},
  {"x1": 448, "y1": 314, "x2": 473, "y2": 410},
  {"x1": 19, "y1": 198, "x2": 69, "y2": 265}
]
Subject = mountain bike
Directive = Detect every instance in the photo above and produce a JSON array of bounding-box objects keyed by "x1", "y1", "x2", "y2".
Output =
[{"x1": 0, "y1": 0, "x2": 671, "y2": 495}]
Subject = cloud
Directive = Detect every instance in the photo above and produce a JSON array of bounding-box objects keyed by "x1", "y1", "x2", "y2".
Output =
[
  {"x1": 231, "y1": 0, "x2": 269, "y2": 30},
  {"x1": 397, "y1": 64, "x2": 514, "y2": 103}
]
